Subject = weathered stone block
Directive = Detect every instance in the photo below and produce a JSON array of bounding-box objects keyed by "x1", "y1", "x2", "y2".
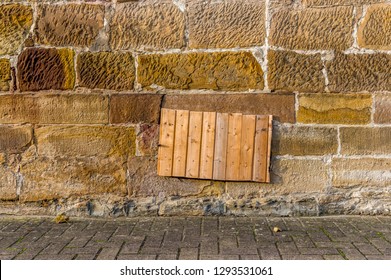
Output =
[
  {"x1": 326, "y1": 52, "x2": 391, "y2": 92},
  {"x1": 0, "y1": 125, "x2": 32, "y2": 154},
  {"x1": 0, "y1": 167, "x2": 17, "y2": 201},
  {"x1": 0, "y1": 59, "x2": 11, "y2": 91},
  {"x1": 374, "y1": 94, "x2": 391, "y2": 124},
  {"x1": 340, "y1": 127, "x2": 391, "y2": 155},
  {"x1": 268, "y1": 50, "x2": 324, "y2": 92},
  {"x1": 0, "y1": 4, "x2": 33, "y2": 55},
  {"x1": 35, "y1": 126, "x2": 136, "y2": 158},
  {"x1": 332, "y1": 158, "x2": 391, "y2": 187},
  {"x1": 298, "y1": 93, "x2": 372, "y2": 124},
  {"x1": 110, "y1": 94, "x2": 163, "y2": 124},
  {"x1": 0, "y1": 94, "x2": 108, "y2": 124},
  {"x1": 273, "y1": 125, "x2": 338, "y2": 156},
  {"x1": 35, "y1": 4, "x2": 104, "y2": 47},
  {"x1": 358, "y1": 4, "x2": 391, "y2": 50},
  {"x1": 188, "y1": 0, "x2": 265, "y2": 48},
  {"x1": 163, "y1": 93, "x2": 295, "y2": 123},
  {"x1": 17, "y1": 48, "x2": 75, "y2": 91},
  {"x1": 138, "y1": 52, "x2": 264, "y2": 91},
  {"x1": 110, "y1": 1, "x2": 185, "y2": 50},
  {"x1": 302, "y1": 0, "x2": 384, "y2": 7},
  {"x1": 270, "y1": 7, "x2": 353, "y2": 50},
  {"x1": 137, "y1": 124, "x2": 159, "y2": 156},
  {"x1": 77, "y1": 52, "x2": 135, "y2": 90}
]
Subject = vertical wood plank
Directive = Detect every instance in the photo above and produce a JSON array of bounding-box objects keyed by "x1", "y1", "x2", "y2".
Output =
[
  {"x1": 186, "y1": 111, "x2": 203, "y2": 178},
  {"x1": 213, "y1": 113, "x2": 228, "y2": 180},
  {"x1": 253, "y1": 115, "x2": 269, "y2": 182},
  {"x1": 199, "y1": 111, "x2": 216, "y2": 179},
  {"x1": 157, "y1": 108, "x2": 176, "y2": 176},
  {"x1": 266, "y1": 115, "x2": 273, "y2": 183},
  {"x1": 239, "y1": 115, "x2": 256, "y2": 181},
  {"x1": 226, "y1": 113, "x2": 242, "y2": 180},
  {"x1": 172, "y1": 110, "x2": 189, "y2": 177}
]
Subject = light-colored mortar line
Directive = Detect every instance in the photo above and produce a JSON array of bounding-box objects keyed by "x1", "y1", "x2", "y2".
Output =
[
  {"x1": 262, "y1": 0, "x2": 271, "y2": 92},
  {"x1": 337, "y1": 126, "x2": 342, "y2": 156},
  {"x1": 351, "y1": 6, "x2": 360, "y2": 50},
  {"x1": 294, "y1": 92, "x2": 299, "y2": 121},
  {"x1": 133, "y1": 53, "x2": 142, "y2": 91},
  {"x1": 172, "y1": 0, "x2": 188, "y2": 48}
]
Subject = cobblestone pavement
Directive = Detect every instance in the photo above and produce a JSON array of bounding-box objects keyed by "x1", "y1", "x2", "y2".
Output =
[{"x1": 1, "y1": 216, "x2": 391, "y2": 260}]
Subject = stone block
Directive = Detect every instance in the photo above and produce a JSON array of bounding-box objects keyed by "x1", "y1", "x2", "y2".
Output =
[
  {"x1": 35, "y1": 4, "x2": 104, "y2": 47},
  {"x1": 188, "y1": 0, "x2": 265, "y2": 48},
  {"x1": 110, "y1": 1, "x2": 185, "y2": 50},
  {"x1": 298, "y1": 93, "x2": 372, "y2": 124},
  {"x1": 17, "y1": 48, "x2": 75, "y2": 91},
  {"x1": 302, "y1": 0, "x2": 384, "y2": 7},
  {"x1": 163, "y1": 93, "x2": 295, "y2": 123},
  {"x1": 270, "y1": 6, "x2": 353, "y2": 50},
  {"x1": 0, "y1": 94, "x2": 108, "y2": 124},
  {"x1": 326, "y1": 52, "x2": 391, "y2": 92},
  {"x1": 358, "y1": 4, "x2": 391, "y2": 50},
  {"x1": 340, "y1": 127, "x2": 391, "y2": 155},
  {"x1": 137, "y1": 124, "x2": 159, "y2": 156},
  {"x1": 0, "y1": 125, "x2": 33, "y2": 154},
  {"x1": 268, "y1": 50, "x2": 324, "y2": 92},
  {"x1": 110, "y1": 94, "x2": 163, "y2": 124},
  {"x1": 0, "y1": 59, "x2": 10, "y2": 91},
  {"x1": 0, "y1": 167, "x2": 17, "y2": 201},
  {"x1": 77, "y1": 52, "x2": 135, "y2": 90},
  {"x1": 374, "y1": 94, "x2": 391, "y2": 124},
  {"x1": 138, "y1": 52, "x2": 264, "y2": 91},
  {"x1": 0, "y1": 4, "x2": 33, "y2": 55}
]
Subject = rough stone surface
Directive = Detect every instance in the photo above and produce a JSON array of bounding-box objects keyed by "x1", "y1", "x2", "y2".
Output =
[
  {"x1": 188, "y1": 0, "x2": 265, "y2": 48},
  {"x1": 35, "y1": 4, "x2": 104, "y2": 47},
  {"x1": 164, "y1": 93, "x2": 295, "y2": 123},
  {"x1": 17, "y1": 48, "x2": 75, "y2": 91},
  {"x1": 326, "y1": 52, "x2": 391, "y2": 92},
  {"x1": 77, "y1": 52, "x2": 135, "y2": 91},
  {"x1": 110, "y1": 1, "x2": 185, "y2": 50},
  {"x1": 332, "y1": 158, "x2": 391, "y2": 188},
  {"x1": 35, "y1": 126, "x2": 136, "y2": 158},
  {"x1": 358, "y1": 4, "x2": 391, "y2": 50},
  {"x1": 340, "y1": 127, "x2": 391, "y2": 155},
  {"x1": 272, "y1": 125, "x2": 338, "y2": 156},
  {"x1": 298, "y1": 93, "x2": 372, "y2": 124},
  {"x1": 0, "y1": 59, "x2": 11, "y2": 91},
  {"x1": 137, "y1": 124, "x2": 159, "y2": 156},
  {"x1": 0, "y1": 4, "x2": 33, "y2": 55},
  {"x1": 0, "y1": 167, "x2": 16, "y2": 201},
  {"x1": 0, "y1": 94, "x2": 108, "y2": 124},
  {"x1": 110, "y1": 94, "x2": 163, "y2": 124},
  {"x1": 0, "y1": 125, "x2": 33, "y2": 154},
  {"x1": 374, "y1": 94, "x2": 391, "y2": 124},
  {"x1": 268, "y1": 50, "x2": 324, "y2": 92},
  {"x1": 138, "y1": 52, "x2": 263, "y2": 91},
  {"x1": 270, "y1": 6, "x2": 353, "y2": 50},
  {"x1": 303, "y1": 0, "x2": 385, "y2": 7}
]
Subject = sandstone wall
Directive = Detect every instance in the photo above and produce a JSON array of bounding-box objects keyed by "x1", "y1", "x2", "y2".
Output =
[{"x1": 0, "y1": 0, "x2": 390, "y2": 216}]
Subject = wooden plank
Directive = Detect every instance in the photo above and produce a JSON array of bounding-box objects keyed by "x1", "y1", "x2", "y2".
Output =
[
  {"x1": 226, "y1": 113, "x2": 242, "y2": 181},
  {"x1": 213, "y1": 113, "x2": 228, "y2": 180},
  {"x1": 186, "y1": 111, "x2": 203, "y2": 178},
  {"x1": 239, "y1": 114, "x2": 256, "y2": 181},
  {"x1": 199, "y1": 111, "x2": 216, "y2": 179},
  {"x1": 253, "y1": 115, "x2": 269, "y2": 182},
  {"x1": 266, "y1": 115, "x2": 273, "y2": 183},
  {"x1": 157, "y1": 108, "x2": 176, "y2": 176},
  {"x1": 172, "y1": 110, "x2": 189, "y2": 177}
]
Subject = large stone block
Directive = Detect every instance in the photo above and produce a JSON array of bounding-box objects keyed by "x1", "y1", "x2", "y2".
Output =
[
  {"x1": 0, "y1": 94, "x2": 108, "y2": 124},
  {"x1": 109, "y1": 94, "x2": 163, "y2": 124},
  {"x1": 163, "y1": 93, "x2": 295, "y2": 123},
  {"x1": 298, "y1": 93, "x2": 372, "y2": 124},
  {"x1": 326, "y1": 52, "x2": 391, "y2": 92},
  {"x1": 17, "y1": 48, "x2": 75, "y2": 91},
  {"x1": 374, "y1": 94, "x2": 391, "y2": 124},
  {"x1": 138, "y1": 52, "x2": 264, "y2": 91},
  {"x1": 0, "y1": 4, "x2": 33, "y2": 55},
  {"x1": 188, "y1": 0, "x2": 265, "y2": 48},
  {"x1": 0, "y1": 167, "x2": 17, "y2": 201},
  {"x1": 270, "y1": 6, "x2": 353, "y2": 50},
  {"x1": 358, "y1": 4, "x2": 391, "y2": 50},
  {"x1": 0, "y1": 59, "x2": 10, "y2": 91},
  {"x1": 340, "y1": 127, "x2": 391, "y2": 155},
  {"x1": 273, "y1": 125, "x2": 338, "y2": 156},
  {"x1": 35, "y1": 4, "x2": 104, "y2": 47},
  {"x1": 268, "y1": 50, "x2": 324, "y2": 92},
  {"x1": 35, "y1": 126, "x2": 136, "y2": 158},
  {"x1": 0, "y1": 125, "x2": 32, "y2": 154},
  {"x1": 110, "y1": 1, "x2": 185, "y2": 50},
  {"x1": 332, "y1": 158, "x2": 391, "y2": 187},
  {"x1": 77, "y1": 52, "x2": 135, "y2": 90}
]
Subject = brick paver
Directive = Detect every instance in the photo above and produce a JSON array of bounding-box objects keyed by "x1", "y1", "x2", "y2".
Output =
[{"x1": 0, "y1": 216, "x2": 390, "y2": 260}]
